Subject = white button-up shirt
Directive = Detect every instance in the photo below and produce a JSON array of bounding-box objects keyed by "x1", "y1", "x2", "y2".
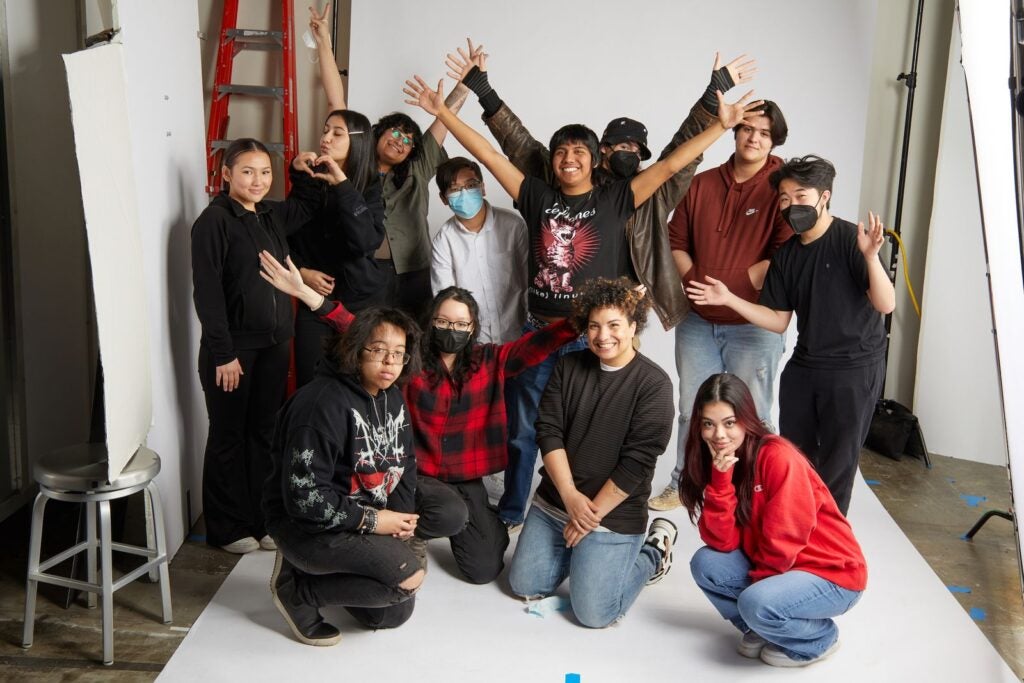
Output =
[{"x1": 430, "y1": 203, "x2": 528, "y2": 344}]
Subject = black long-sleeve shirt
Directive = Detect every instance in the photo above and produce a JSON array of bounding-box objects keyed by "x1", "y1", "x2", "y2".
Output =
[{"x1": 535, "y1": 351, "x2": 674, "y2": 534}]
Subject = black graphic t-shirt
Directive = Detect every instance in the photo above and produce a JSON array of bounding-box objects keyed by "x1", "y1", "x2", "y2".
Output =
[{"x1": 517, "y1": 175, "x2": 636, "y2": 317}]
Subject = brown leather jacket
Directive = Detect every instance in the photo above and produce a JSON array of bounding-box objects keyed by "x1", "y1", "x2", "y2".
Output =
[{"x1": 483, "y1": 100, "x2": 716, "y2": 329}]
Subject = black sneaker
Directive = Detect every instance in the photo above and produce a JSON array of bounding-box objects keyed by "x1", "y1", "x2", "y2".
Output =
[
  {"x1": 271, "y1": 553, "x2": 341, "y2": 646},
  {"x1": 645, "y1": 518, "x2": 678, "y2": 585}
]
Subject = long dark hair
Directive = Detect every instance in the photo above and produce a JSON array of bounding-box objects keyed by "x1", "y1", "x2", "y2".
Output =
[
  {"x1": 679, "y1": 373, "x2": 771, "y2": 527},
  {"x1": 326, "y1": 109, "x2": 377, "y2": 194},
  {"x1": 372, "y1": 112, "x2": 423, "y2": 189},
  {"x1": 421, "y1": 287, "x2": 482, "y2": 391},
  {"x1": 330, "y1": 306, "x2": 422, "y2": 386}
]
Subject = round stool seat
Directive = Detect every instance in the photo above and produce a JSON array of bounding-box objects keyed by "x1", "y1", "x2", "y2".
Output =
[{"x1": 34, "y1": 444, "x2": 160, "y2": 493}]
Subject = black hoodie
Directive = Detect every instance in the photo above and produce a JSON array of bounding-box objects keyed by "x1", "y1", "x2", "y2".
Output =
[
  {"x1": 262, "y1": 355, "x2": 416, "y2": 534},
  {"x1": 191, "y1": 167, "x2": 323, "y2": 365}
]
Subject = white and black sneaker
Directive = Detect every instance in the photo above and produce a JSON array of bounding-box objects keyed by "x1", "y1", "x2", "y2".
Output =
[{"x1": 645, "y1": 518, "x2": 678, "y2": 585}]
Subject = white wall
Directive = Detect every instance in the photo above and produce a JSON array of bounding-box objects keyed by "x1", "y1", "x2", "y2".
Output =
[
  {"x1": 914, "y1": 25, "x2": 1006, "y2": 466},
  {"x1": 115, "y1": 1, "x2": 209, "y2": 551},
  {"x1": 349, "y1": 0, "x2": 877, "y2": 464}
]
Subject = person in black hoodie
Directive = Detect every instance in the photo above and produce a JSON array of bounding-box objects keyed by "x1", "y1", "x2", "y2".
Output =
[
  {"x1": 263, "y1": 306, "x2": 424, "y2": 646},
  {"x1": 191, "y1": 138, "x2": 339, "y2": 554},
  {"x1": 287, "y1": 108, "x2": 389, "y2": 386}
]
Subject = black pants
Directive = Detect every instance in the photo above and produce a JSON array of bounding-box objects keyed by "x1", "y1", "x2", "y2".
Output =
[
  {"x1": 416, "y1": 476, "x2": 510, "y2": 584},
  {"x1": 268, "y1": 517, "x2": 419, "y2": 629},
  {"x1": 293, "y1": 306, "x2": 335, "y2": 388},
  {"x1": 778, "y1": 360, "x2": 885, "y2": 515},
  {"x1": 393, "y1": 267, "x2": 432, "y2": 322},
  {"x1": 199, "y1": 341, "x2": 289, "y2": 547}
]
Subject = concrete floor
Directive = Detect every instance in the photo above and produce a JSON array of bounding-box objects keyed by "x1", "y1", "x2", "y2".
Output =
[{"x1": 0, "y1": 449, "x2": 1020, "y2": 681}]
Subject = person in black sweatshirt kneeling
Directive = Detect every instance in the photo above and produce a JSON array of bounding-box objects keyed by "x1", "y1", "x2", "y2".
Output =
[
  {"x1": 262, "y1": 306, "x2": 424, "y2": 646},
  {"x1": 506, "y1": 277, "x2": 678, "y2": 628}
]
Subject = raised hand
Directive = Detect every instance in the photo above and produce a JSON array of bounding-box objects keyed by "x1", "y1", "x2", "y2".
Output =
[
  {"x1": 308, "y1": 3, "x2": 330, "y2": 46},
  {"x1": 309, "y1": 154, "x2": 346, "y2": 185},
  {"x1": 445, "y1": 38, "x2": 486, "y2": 82},
  {"x1": 858, "y1": 211, "x2": 886, "y2": 259},
  {"x1": 403, "y1": 75, "x2": 445, "y2": 116},
  {"x1": 686, "y1": 275, "x2": 732, "y2": 307},
  {"x1": 292, "y1": 151, "x2": 318, "y2": 175},
  {"x1": 715, "y1": 89, "x2": 764, "y2": 129},
  {"x1": 259, "y1": 251, "x2": 306, "y2": 299},
  {"x1": 714, "y1": 52, "x2": 757, "y2": 86}
]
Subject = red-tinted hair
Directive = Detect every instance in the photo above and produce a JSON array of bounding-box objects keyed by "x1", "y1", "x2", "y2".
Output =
[{"x1": 678, "y1": 373, "x2": 771, "y2": 527}]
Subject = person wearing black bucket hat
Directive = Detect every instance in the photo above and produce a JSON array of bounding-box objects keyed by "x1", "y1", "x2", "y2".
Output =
[{"x1": 600, "y1": 117, "x2": 652, "y2": 179}]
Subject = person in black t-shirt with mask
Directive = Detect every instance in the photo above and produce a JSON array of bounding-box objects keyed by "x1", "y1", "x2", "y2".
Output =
[{"x1": 685, "y1": 155, "x2": 895, "y2": 515}]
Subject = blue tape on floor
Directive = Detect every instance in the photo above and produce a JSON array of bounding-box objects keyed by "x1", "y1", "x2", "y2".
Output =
[
  {"x1": 565, "y1": 675, "x2": 581, "y2": 683},
  {"x1": 947, "y1": 585, "x2": 972, "y2": 594},
  {"x1": 188, "y1": 534, "x2": 207, "y2": 543},
  {"x1": 969, "y1": 607, "x2": 986, "y2": 621},
  {"x1": 959, "y1": 494, "x2": 987, "y2": 508},
  {"x1": 864, "y1": 479, "x2": 881, "y2": 486}
]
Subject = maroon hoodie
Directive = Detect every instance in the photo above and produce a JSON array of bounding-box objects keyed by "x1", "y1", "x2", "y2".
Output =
[{"x1": 669, "y1": 155, "x2": 792, "y2": 324}]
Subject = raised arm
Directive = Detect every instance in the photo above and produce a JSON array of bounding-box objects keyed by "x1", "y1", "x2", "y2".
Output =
[
  {"x1": 405, "y1": 75, "x2": 525, "y2": 201},
  {"x1": 686, "y1": 274, "x2": 792, "y2": 333},
  {"x1": 859, "y1": 212, "x2": 896, "y2": 314},
  {"x1": 425, "y1": 38, "x2": 479, "y2": 146},
  {"x1": 310, "y1": 4, "x2": 345, "y2": 111},
  {"x1": 630, "y1": 90, "x2": 762, "y2": 208}
]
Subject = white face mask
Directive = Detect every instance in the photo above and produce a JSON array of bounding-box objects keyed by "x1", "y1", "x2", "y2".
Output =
[{"x1": 302, "y1": 29, "x2": 317, "y2": 50}]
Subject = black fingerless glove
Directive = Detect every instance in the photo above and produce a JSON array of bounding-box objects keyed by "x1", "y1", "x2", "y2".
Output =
[
  {"x1": 463, "y1": 66, "x2": 503, "y2": 118},
  {"x1": 700, "y1": 66, "x2": 737, "y2": 115}
]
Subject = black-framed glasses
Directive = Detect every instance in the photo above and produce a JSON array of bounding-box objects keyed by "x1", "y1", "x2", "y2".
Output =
[
  {"x1": 445, "y1": 179, "x2": 483, "y2": 198},
  {"x1": 432, "y1": 318, "x2": 473, "y2": 332},
  {"x1": 362, "y1": 347, "x2": 411, "y2": 364},
  {"x1": 389, "y1": 128, "x2": 413, "y2": 146}
]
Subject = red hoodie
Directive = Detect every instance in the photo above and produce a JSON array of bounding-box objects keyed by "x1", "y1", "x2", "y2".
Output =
[
  {"x1": 668, "y1": 155, "x2": 792, "y2": 324},
  {"x1": 698, "y1": 437, "x2": 868, "y2": 591}
]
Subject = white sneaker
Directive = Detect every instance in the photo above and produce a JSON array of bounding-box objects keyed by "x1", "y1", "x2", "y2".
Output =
[
  {"x1": 737, "y1": 631, "x2": 768, "y2": 658},
  {"x1": 648, "y1": 486, "x2": 682, "y2": 511},
  {"x1": 645, "y1": 518, "x2": 678, "y2": 585},
  {"x1": 221, "y1": 536, "x2": 259, "y2": 554},
  {"x1": 760, "y1": 640, "x2": 840, "y2": 667},
  {"x1": 259, "y1": 535, "x2": 278, "y2": 551}
]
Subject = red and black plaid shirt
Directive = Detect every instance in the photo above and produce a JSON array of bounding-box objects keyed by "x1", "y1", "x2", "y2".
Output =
[{"x1": 321, "y1": 303, "x2": 578, "y2": 481}]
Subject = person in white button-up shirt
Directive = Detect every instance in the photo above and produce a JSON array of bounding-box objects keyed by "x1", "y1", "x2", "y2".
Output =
[{"x1": 431, "y1": 157, "x2": 528, "y2": 344}]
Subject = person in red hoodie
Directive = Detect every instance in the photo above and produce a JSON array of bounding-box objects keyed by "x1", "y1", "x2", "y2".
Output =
[{"x1": 680, "y1": 373, "x2": 866, "y2": 668}]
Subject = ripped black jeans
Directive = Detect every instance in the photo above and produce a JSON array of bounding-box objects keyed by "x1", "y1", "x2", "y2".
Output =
[{"x1": 268, "y1": 518, "x2": 420, "y2": 629}]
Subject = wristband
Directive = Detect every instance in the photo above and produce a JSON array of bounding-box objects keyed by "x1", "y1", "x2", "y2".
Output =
[
  {"x1": 358, "y1": 506, "x2": 378, "y2": 534},
  {"x1": 700, "y1": 66, "x2": 737, "y2": 115},
  {"x1": 463, "y1": 66, "x2": 503, "y2": 118}
]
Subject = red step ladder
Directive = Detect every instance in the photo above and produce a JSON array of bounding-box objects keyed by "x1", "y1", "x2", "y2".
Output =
[{"x1": 205, "y1": 0, "x2": 299, "y2": 195}]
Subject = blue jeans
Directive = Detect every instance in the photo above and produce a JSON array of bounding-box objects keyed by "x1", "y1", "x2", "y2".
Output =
[
  {"x1": 508, "y1": 505, "x2": 658, "y2": 628},
  {"x1": 499, "y1": 322, "x2": 587, "y2": 524},
  {"x1": 690, "y1": 547, "x2": 862, "y2": 661},
  {"x1": 667, "y1": 314, "x2": 784, "y2": 488}
]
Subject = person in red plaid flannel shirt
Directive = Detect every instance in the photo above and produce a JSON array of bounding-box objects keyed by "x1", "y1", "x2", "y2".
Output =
[{"x1": 259, "y1": 250, "x2": 578, "y2": 583}]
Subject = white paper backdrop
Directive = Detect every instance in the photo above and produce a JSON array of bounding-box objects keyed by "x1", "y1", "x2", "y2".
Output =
[{"x1": 64, "y1": 44, "x2": 152, "y2": 481}]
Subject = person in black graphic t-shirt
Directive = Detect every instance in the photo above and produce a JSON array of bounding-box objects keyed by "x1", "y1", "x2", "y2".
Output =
[
  {"x1": 404, "y1": 70, "x2": 763, "y2": 528},
  {"x1": 685, "y1": 155, "x2": 895, "y2": 515}
]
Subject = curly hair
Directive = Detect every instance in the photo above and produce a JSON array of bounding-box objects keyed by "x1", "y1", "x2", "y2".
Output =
[
  {"x1": 329, "y1": 307, "x2": 422, "y2": 385},
  {"x1": 569, "y1": 277, "x2": 651, "y2": 335},
  {"x1": 372, "y1": 112, "x2": 424, "y2": 189}
]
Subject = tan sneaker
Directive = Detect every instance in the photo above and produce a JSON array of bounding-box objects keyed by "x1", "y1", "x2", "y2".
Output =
[{"x1": 648, "y1": 486, "x2": 681, "y2": 511}]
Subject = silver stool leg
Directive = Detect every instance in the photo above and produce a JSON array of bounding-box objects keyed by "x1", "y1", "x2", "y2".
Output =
[
  {"x1": 99, "y1": 499, "x2": 114, "y2": 666},
  {"x1": 21, "y1": 492, "x2": 48, "y2": 649},
  {"x1": 146, "y1": 481, "x2": 173, "y2": 623},
  {"x1": 86, "y1": 497, "x2": 97, "y2": 608}
]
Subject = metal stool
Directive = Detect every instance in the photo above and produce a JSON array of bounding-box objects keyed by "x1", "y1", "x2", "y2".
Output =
[{"x1": 22, "y1": 444, "x2": 172, "y2": 665}]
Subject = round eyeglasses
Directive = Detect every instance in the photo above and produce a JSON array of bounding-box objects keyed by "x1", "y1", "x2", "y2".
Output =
[
  {"x1": 362, "y1": 347, "x2": 411, "y2": 364},
  {"x1": 389, "y1": 129, "x2": 413, "y2": 146},
  {"x1": 432, "y1": 318, "x2": 473, "y2": 332}
]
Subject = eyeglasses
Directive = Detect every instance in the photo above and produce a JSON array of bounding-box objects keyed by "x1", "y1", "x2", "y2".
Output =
[
  {"x1": 389, "y1": 129, "x2": 413, "y2": 146},
  {"x1": 445, "y1": 179, "x2": 483, "y2": 198},
  {"x1": 362, "y1": 347, "x2": 411, "y2": 364},
  {"x1": 432, "y1": 318, "x2": 473, "y2": 332}
]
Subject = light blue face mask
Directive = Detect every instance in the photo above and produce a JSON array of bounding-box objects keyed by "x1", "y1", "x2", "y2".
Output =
[{"x1": 447, "y1": 188, "x2": 484, "y2": 219}]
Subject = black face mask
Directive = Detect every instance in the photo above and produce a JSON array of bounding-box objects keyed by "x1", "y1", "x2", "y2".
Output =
[
  {"x1": 431, "y1": 327, "x2": 471, "y2": 354},
  {"x1": 608, "y1": 150, "x2": 641, "y2": 179},
  {"x1": 781, "y1": 193, "x2": 825, "y2": 234}
]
